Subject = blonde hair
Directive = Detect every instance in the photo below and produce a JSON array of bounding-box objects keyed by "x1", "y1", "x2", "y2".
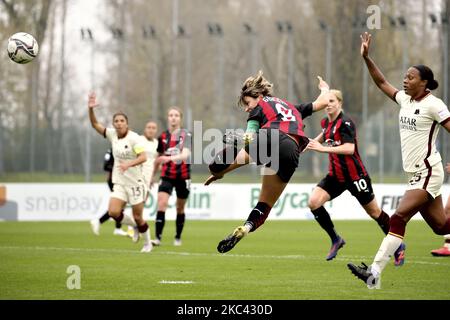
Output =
[
  {"x1": 330, "y1": 89, "x2": 343, "y2": 104},
  {"x1": 167, "y1": 106, "x2": 183, "y2": 119},
  {"x1": 238, "y1": 70, "x2": 273, "y2": 107}
]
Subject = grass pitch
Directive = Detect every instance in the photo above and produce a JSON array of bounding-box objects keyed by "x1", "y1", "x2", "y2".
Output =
[{"x1": 0, "y1": 220, "x2": 449, "y2": 300}]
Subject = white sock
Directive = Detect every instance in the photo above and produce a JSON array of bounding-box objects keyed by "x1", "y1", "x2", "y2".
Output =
[
  {"x1": 444, "y1": 234, "x2": 450, "y2": 249},
  {"x1": 371, "y1": 234, "x2": 403, "y2": 277},
  {"x1": 243, "y1": 222, "x2": 253, "y2": 234},
  {"x1": 120, "y1": 213, "x2": 137, "y2": 227},
  {"x1": 141, "y1": 229, "x2": 151, "y2": 245}
]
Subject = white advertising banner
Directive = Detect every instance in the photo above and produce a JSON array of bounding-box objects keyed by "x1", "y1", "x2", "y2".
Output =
[{"x1": 1, "y1": 183, "x2": 448, "y2": 221}]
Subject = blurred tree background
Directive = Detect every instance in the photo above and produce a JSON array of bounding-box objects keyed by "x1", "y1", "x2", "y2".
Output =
[{"x1": 0, "y1": 0, "x2": 449, "y2": 182}]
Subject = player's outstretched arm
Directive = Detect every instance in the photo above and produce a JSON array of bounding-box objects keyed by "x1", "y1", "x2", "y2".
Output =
[
  {"x1": 306, "y1": 140, "x2": 355, "y2": 155},
  {"x1": 88, "y1": 92, "x2": 106, "y2": 136},
  {"x1": 313, "y1": 132, "x2": 324, "y2": 143},
  {"x1": 361, "y1": 32, "x2": 398, "y2": 100},
  {"x1": 312, "y1": 76, "x2": 330, "y2": 112}
]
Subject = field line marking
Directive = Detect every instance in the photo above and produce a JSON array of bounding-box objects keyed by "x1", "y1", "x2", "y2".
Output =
[
  {"x1": 159, "y1": 280, "x2": 194, "y2": 284},
  {"x1": 0, "y1": 245, "x2": 448, "y2": 266}
]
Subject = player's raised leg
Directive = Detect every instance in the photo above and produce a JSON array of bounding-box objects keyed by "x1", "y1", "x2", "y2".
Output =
[{"x1": 218, "y1": 170, "x2": 287, "y2": 253}]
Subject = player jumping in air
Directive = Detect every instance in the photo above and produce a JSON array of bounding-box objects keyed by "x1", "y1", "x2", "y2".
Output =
[{"x1": 205, "y1": 71, "x2": 329, "y2": 253}]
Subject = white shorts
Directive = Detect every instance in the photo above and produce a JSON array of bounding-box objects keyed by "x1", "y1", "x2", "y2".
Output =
[
  {"x1": 111, "y1": 183, "x2": 148, "y2": 206},
  {"x1": 406, "y1": 162, "x2": 444, "y2": 199}
]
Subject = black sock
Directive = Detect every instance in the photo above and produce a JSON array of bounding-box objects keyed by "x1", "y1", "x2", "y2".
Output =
[
  {"x1": 115, "y1": 210, "x2": 123, "y2": 229},
  {"x1": 245, "y1": 202, "x2": 272, "y2": 232},
  {"x1": 155, "y1": 211, "x2": 165, "y2": 240},
  {"x1": 311, "y1": 206, "x2": 339, "y2": 243},
  {"x1": 375, "y1": 210, "x2": 390, "y2": 235},
  {"x1": 99, "y1": 212, "x2": 110, "y2": 224},
  {"x1": 175, "y1": 213, "x2": 185, "y2": 239}
]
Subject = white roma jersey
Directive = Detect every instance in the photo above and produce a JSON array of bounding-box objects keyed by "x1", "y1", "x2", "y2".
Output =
[
  {"x1": 394, "y1": 90, "x2": 450, "y2": 172},
  {"x1": 105, "y1": 128, "x2": 146, "y2": 186},
  {"x1": 140, "y1": 136, "x2": 158, "y2": 186}
]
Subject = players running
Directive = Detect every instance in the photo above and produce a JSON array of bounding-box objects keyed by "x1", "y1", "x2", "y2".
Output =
[
  {"x1": 348, "y1": 32, "x2": 450, "y2": 288},
  {"x1": 305, "y1": 89, "x2": 405, "y2": 265}
]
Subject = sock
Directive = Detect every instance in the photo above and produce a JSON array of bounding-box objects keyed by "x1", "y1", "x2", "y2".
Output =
[
  {"x1": 311, "y1": 206, "x2": 339, "y2": 243},
  {"x1": 375, "y1": 210, "x2": 390, "y2": 235},
  {"x1": 175, "y1": 213, "x2": 185, "y2": 239},
  {"x1": 371, "y1": 213, "x2": 406, "y2": 277},
  {"x1": 155, "y1": 211, "x2": 165, "y2": 240},
  {"x1": 245, "y1": 202, "x2": 272, "y2": 232},
  {"x1": 244, "y1": 222, "x2": 253, "y2": 233},
  {"x1": 371, "y1": 234, "x2": 403, "y2": 277},
  {"x1": 99, "y1": 212, "x2": 110, "y2": 224},
  {"x1": 115, "y1": 210, "x2": 124, "y2": 229},
  {"x1": 389, "y1": 213, "x2": 406, "y2": 238},
  {"x1": 444, "y1": 234, "x2": 450, "y2": 249},
  {"x1": 112, "y1": 212, "x2": 136, "y2": 227},
  {"x1": 138, "y1": 223, "x2": 151, "y2": 245}
]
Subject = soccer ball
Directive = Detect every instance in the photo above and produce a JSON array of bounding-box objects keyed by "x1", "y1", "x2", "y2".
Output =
[{"x1": 7, "y1": 32, "x2": 39, "y2": 64}]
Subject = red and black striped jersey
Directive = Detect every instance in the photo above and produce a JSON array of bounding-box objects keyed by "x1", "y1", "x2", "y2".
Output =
[
  {"x1": 321, "y1": 112, "x2": 368, "y2": 182},
  {"x1": 157, "y1": 129, "x2": 192, "y2": 180},
  {"x1": 247, "y1": 96, "x2": 309, "y2": 139}
]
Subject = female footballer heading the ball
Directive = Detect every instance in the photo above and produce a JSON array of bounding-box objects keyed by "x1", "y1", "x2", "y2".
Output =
[
  {"x1": 205, "y1": 71, "x2": 330, "y2": 253},
  {"x1": 88, "y1": 92, "x2": 153, "y2": 253},
  {"x1": 348, "y1": 33, "x2": 450, "y2": 288}
]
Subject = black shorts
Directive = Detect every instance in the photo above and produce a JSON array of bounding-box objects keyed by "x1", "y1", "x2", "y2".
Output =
[
  {"x1": 317, "y1": 174, "x2": 375, "y2": 206},
  {"x1": 158, "y1": 177, "x2": 191, "y2": 199},
  {"x1": 244, "y1": 129, "x2": 308, "y2": 183},
  {"x1": 107, "y1": 176, "x2": 113, "y2": 192}
]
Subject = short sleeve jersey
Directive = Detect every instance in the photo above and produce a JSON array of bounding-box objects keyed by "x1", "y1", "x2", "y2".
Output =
[
  {"x1": 394, "y1": 90, "x2": 450, "y2": 172},
  {"x1": 247, "y1": 96, "x2": 307, "y2": 138},
  {"x1": 141, "y1": 136, "x2": 159, "y2": 185},
  {"x1": 157, "y1": 129, "x2": 192, "y2": 180},
  {"x1": 320, "y1": 112, "x2": 368, "y2": 182},
  {"x1": 104, "y1": 128, "x2": 146, "y2": 186},
  {"x1": 295, "y1": 102, "x2": 314, "y2": 120}
]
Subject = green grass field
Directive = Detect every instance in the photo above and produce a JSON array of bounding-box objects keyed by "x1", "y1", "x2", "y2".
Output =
[{"x1": 0, "y1": 220, "x2": 449, "y2": 300}]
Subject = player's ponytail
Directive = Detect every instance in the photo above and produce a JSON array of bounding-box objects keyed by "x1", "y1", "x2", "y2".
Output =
[
  {"x1": 238, "y1": 70, "x2": 273, "y2": 107},
  {"x1": 413, "y1": 65, "x2": 439, "y2": 91}
]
